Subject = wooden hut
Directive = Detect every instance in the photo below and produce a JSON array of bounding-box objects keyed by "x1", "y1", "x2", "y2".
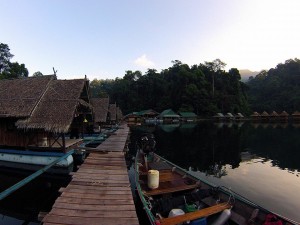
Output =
[
  {"x1": 260, "y1": 111, "x2": 270, "y2": 121},
  {"x1": 108, "y1": 103, "x2": 117, "y2": 124},
  {"x1": 292, "y1": 111, "x2": 300, "y2": 122},
  {"x1": 279, "y1": 111, "x2": 289, "y2": 122},
  {"x1": 0, "y1": 75, "x2": 92, "y2": 152},
  {"x1": 213, "y1": 113, "x2": 225, "y2": 121},
  {"x1": 269, "y1": 111, "x2": 279, "y2": 122},
  {"x1": 90, "y1": 97, "x2": 110, "y2": 132},
  {"x1": 250, "y1": 112, "x2": 261, "y2": 121}
]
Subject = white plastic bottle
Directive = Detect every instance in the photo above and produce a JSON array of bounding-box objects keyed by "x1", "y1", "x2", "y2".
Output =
[{"x1": 212, "y1": 209, "x2": 231, "y2": 225}]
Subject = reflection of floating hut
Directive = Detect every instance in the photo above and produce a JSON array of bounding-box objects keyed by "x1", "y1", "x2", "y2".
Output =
[
  {"x1": 250, "y1": 112, "x2": 261, "y2": 121},
  {"x1": 292, "y1": 111, "x2": 300, "y2": 122},
  {"x1": 213, "y1": 113, "x2": 225, "y2": 121},
  {"x1": 269, "y1": 111, "x2": 279, "y2": 122},
  {"x1": 279, "y1": 111, "x2": 289, "y2": 122},
  {"x1": 261, "y1": 111, "x2": 270, "y2": 121}
]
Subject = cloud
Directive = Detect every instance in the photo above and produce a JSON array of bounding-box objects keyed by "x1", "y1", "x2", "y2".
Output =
[{"x1": 134, "y1": 54, "x2": 155, "y2": 68}]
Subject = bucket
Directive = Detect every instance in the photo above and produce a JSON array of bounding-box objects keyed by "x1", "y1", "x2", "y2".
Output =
[{"x1": 147, "y1": 170, "x2": 159, "y2": 189}]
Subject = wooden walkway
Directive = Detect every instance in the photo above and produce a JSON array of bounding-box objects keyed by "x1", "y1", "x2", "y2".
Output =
[{"x1": 42, "y1": 125, "x2": 140, "y2": 225}]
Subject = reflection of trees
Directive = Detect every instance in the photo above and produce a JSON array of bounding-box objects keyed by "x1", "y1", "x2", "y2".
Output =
[
  {"x1": 243, "y1": 123, "x2": 300, "y2": 171},
  {"x1": 153, "y1": 121, "x2": 242, "y2": 177}
]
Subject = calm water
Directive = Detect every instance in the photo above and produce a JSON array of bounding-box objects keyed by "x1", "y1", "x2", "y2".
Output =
[
  {"x1": 130, "y1": 121, "x2": 300, "y2": 223},
  {"x1": 1, "y1": 122, "x2": 300, "y2": 224}
]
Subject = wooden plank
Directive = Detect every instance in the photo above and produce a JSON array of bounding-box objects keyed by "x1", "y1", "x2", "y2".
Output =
[
  {"x1": 53, "y1": 202, "x2": 136, "y2": 211},
  {"x1": 159, "y1": 202, "x2": 231, "y2": 225},
  {"x1": 60, "y1": 192, "x2": 133, "y2": 200},
  {"x1": 55, "y1": 196, "x2": 134, "y2": 205},
  {"x1": 43, "y1": 215, "x2": 139, "y2": 225},
  {"x1": 47, "y1": 208, "x2": 137, "y2": 218},
  {"x1": 43, "y1": 126, "x2": 139, "y2": 225},
  {"x1": 59, "y1": 187, "x2": 132, "y2": 195}
]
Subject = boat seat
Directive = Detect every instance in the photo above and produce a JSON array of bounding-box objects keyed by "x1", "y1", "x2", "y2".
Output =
[{"x1": 159, "y1": 202, "x2": 231, "y2": 225}]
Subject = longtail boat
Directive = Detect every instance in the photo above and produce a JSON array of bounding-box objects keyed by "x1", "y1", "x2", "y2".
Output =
[{"x1": 135, "y1": 134, "x2": 298, "y2": 225}]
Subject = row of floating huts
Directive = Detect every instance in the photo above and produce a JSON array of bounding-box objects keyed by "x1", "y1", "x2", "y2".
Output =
[
  {"x1": 0, "y1": 75, "x2": 123, "y2": 152},
  {"x1": 125, "y1": 109, "x2": 198, "y2": 125},
  {"x1": 250, "y1": 111, "x2": 300, "y2": 122}
]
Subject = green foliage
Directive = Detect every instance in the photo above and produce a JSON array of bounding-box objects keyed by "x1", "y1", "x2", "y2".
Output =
[
  {"x1": 0, "y1": 43, "x2": 28, "y2": 79},
  {"x1": 32, "y1": 71, "x2": 43, "y2": 77},
  {"x1": 246, "y1": 58, "x2": 300, "y2": 113},
  {"x1": 90, "y1": 59, "x2": 250, "y2": 116}
]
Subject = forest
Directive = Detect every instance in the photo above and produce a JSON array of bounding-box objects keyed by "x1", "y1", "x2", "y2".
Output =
[{"x1": 1, "y1": 42, "x2": 299, "y2": 116}]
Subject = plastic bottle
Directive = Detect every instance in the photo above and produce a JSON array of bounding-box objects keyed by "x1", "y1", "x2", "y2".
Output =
[{"x1": 212, "y1": 209, "x2": 231, "y2": 225}]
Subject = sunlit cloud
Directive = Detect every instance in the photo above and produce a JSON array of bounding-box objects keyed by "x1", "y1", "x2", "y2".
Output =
[{"x1": 134, "y1": 54, "x2": 155, "y2": 68}]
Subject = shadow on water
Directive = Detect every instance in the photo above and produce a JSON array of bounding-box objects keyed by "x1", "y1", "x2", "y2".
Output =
[{"x1": 0, "y1": 170, "x2": 71, "y2": 225}]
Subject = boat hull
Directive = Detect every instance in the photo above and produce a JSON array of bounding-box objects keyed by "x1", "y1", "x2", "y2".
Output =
[{"x1": 0, "y1": 149, "x2": 74, "y2": 175}]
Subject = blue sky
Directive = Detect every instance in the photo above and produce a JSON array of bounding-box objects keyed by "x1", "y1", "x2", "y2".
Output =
[{"x1": 1, "y1": 0, "x2": 299, "y2": 80}]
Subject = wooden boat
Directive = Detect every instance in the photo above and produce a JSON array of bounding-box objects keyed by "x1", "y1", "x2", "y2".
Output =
[
  {"x1": 0, "y1": 149, "x2": 74, "y2": 175},
  {"x1": 135, "y1": 134, "x2": 298, "y2": 225}
]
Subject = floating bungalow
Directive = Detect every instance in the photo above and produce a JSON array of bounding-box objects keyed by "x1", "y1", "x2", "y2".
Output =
[
  {"x1": 279, "y1": 111, "x2": 289, "y2": 122},
  {"x1": 250, "y1": 112, "x2": 261, "y2": 121},
  {"x1": 158, "y1": 109, "x2": 180, "y2": 123},
  {"x1": 269, "y1": 111, "x2": 279, "y2": 122},
  {"x1": 213, "y1": 113, "x2": 225, "y2": 121},
  {"x1": 178, "y1": 112, "x2": 197, "y2": 122},
  {"x1": 292, "y1": 111, "x2": 300, "y2": 122},
  {"x1": 0, "y1": 75, "x2": 93, "y2": 173},
  {"x1": 90, "y1": 97, "x2": 110, "y2": 132}
]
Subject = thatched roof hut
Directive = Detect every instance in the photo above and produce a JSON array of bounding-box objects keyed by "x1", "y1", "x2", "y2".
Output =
[
  {"x1": 90, "y1": 97, "x2": 109, "y2": 123},
  {"x1": 0, "y1": 75, "x2": 92, "y2": 133},
  {"x1": 109, "y1": 103, "x2": 117, "y2": 122},
  {"x1": 292, "y1": 111, "x2": 300, "y2": 121},
  {"x1": 116, "y1": 107, "x2": 123, "y2": 121},
  {"x1": 261, "y1": 111, "x2": 269, "y2": 120}
]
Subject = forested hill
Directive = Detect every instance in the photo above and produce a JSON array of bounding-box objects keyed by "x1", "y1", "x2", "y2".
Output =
[
  {"x1": 90, "y1": 59, "x2": 250, "y2": 116},
  {"x1": 246, "y1": 58, "x2": 300, "y2": 114}
]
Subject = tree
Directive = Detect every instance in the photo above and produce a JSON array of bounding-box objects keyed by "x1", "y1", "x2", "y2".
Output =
[
  {"x1": 8, "y1": 62, "x2": 28, "y2": 78},
  {"x1": 0, "y1": 43, "x2": 28, "y2": 80},
  {"x1": 0, "y1": 43, "x2": 14, "y2": 74},
  {"x1": 32, "y1": 71, "x2": 43, "y2": 77}
]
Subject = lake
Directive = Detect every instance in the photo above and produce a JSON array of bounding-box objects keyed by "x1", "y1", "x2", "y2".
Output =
[
  {"x1": 129, "y1": 121, "x2": 300, "y2": 223},
  {"x1": 1, "y1": 121, "x2": 299, "y2": 224}
]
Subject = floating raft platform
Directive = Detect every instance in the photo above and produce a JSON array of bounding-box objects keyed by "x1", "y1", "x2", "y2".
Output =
[{"x1": 42, "y1": 124, "x2": 139, "y2": 225}]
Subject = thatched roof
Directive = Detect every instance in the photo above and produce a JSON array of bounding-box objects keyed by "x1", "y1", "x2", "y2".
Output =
[
  {"x1": 0, "y1": 76, "x2": 92, "y2": 133},
  {"x1": 90, "y1": 97, "x2": 109, "y2": 123},
  {"x1": 279, "y1": 111, "x2": 289, "y2": 117},
  {"x1": 16, "y1": 79, "x2": 92, "y2": 133},
  {"x1": 292, "y1": 111, "x2": 300, "y2": 116},
  {"x1": 0, "y1": 75, "x2": 54, "y2": 117},
  {"x1": 116, "y1": 107, "x2": 123, "y2": 120},
  {"x1": 261, "y1": 111, "x2": 269, "y2": 117},
  {"x1": 270, "y1": 111, "x2": 279, "y2": 117},
  {"x1": 109, "y1": 103, "x2": 117, "y2": 121},
  {"x1": 251, "y1": 112, "x2": 260, "y2": 117}
]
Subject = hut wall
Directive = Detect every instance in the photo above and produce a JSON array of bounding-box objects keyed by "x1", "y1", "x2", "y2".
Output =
[{"x1": 0, "y1": 119, "x2": 29, "y2": 148}]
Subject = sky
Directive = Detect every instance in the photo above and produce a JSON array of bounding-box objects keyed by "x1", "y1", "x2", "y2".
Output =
[{"x1": 1, "y1": 0, "x2": 299, "y2": 80}]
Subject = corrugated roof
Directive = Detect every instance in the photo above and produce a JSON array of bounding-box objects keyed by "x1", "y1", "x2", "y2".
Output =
[
  {"x1": 179, "y1": 112, "x2": 197, "y2": 117},
  {"x1": 159, "y1": 109, "x2": 180, "y2": 118}
]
